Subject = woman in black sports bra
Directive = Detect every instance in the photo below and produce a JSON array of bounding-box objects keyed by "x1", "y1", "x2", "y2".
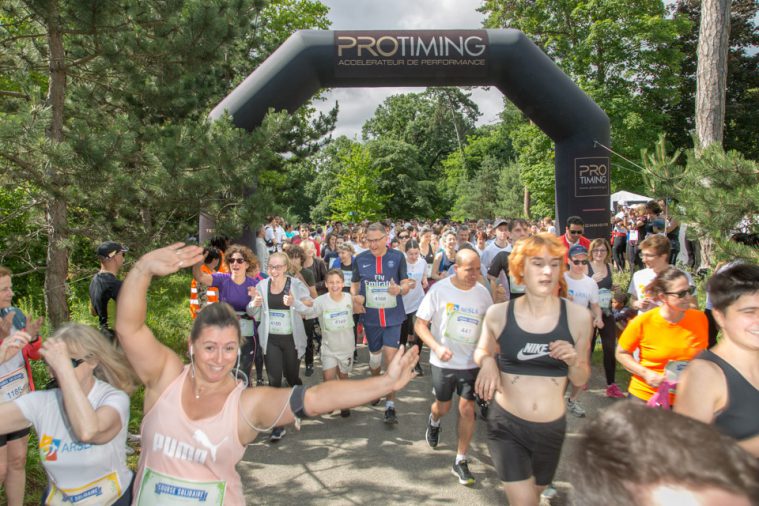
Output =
[
  {"x1": 675, "y1": 263, "x2": 759, "y2": 457},
  {"x1": 474, "y1": 233, "x2": 592, "y2": 505}
]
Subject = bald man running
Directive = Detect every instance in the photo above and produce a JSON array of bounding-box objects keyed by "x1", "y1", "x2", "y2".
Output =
[{"x1": 415, "y1": 249, "x2": 494, "y2": 485}]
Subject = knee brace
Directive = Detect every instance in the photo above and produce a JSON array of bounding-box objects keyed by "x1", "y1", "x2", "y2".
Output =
[{"x1": 369, "y1": 352, "x2": 383, "y2": 370}]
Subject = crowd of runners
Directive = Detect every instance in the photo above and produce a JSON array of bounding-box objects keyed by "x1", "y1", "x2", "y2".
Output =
[{"x1": 0, "y1": 210, "x2": 757, "y2": 505}]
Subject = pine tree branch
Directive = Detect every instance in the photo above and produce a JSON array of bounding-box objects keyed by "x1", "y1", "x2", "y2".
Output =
[{"x1": 0, "y1": 90, "x2": 30, "y2": 100}]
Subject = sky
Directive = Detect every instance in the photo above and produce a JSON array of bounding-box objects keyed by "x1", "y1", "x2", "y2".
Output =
[{"x1": 313, "y1": 0, "x2": 505, "y2": 138}]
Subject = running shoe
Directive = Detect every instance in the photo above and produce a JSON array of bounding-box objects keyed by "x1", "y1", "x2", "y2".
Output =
[
  {"x1": 414, "y1": 362, "x2": 424, "y2": 376},
  {"x1": 606, "y1": 383, "x2": 626, "y2": 398},
  {"x1": 541, "y1": 484, "x2": 558, "y2": 499},
  {"x1": 370, "y1": 398, "x2": 381, "y2": 406},
  {"x1": 384, "y1": 406, "x2": 398, "y2": 424},
  {"x1": 340, "y1": 409, "x2": 351, "y2": 418},
  {"x1": 451, "y1": 460, "x2": 475, "y2": 486},
  {"x1": 567, "y1": 399, "x2": 586, "y2": 418},
  {"x1": 256, "y1": 378, "x2": 265, "y2": 386},
  {"x1": 305, "y1": 365, "x2": 314, "y2": 377},
  {"x1": 425, "y1": 415, "x2": 441, "y2": 448},
  {"x1": 270, "y1": 427, "x2": 286, "y2": 442}
]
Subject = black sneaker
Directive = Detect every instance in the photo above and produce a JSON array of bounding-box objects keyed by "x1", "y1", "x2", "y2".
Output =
[
  {"x1": 425, "y1": 415, "x2": 441, "y2": 448},
  {"x1": 414, "y1": 362, "x2": 424, "y2": 376},
  {"x1": 270, "y1": 427, "x2": 286, "y2": 442},
  {"x1": 305, "y1": 365, "x2": 314, "y2": 377},
  {"x1": 451, "y1": 459, "x2": 475, "y2": 485},
  {"x1": 384, "y1": 406, "x2": 398, "y2": 424},
  {"x1": 340, "y1": 409, "x2": 351, "y2": 418},
  {"x1": 370, "y1": 398, "x2": 381, "y2": 406},
  {"x1": 256, "y1": 378, "x2": 265, "y2": 386}
]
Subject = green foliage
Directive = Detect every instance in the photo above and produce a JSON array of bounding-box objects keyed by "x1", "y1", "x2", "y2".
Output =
[
  {"x1": 666, "y1": 0, "x2": 759, "y2": 159},
  {"x1": 329, "y1": 142, "x2": 389, "y2": 222},
  {"x1": 675, "y1": 146, "x2": 759, "y2": 263},
  {"x1": 480, "y1": 0, "x2": 690, "y2": 192},
  {"x1": 509, "y1": 120, "x2": 555, "y2": 218}
]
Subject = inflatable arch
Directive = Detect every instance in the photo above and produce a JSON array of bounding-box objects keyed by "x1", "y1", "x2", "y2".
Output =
[{"x1": 210, "y1": 29, "x2": 611, "y2": 238}]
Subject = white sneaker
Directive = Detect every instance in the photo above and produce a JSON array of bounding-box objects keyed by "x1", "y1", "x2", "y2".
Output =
[{"x1": 567, "y1": 399, "x2": 586, "y2": 418}]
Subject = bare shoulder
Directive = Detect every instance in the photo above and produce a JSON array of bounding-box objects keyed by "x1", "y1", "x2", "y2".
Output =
[
  {"x1": 682, "y1": 356, "x2": 724, "y2": 384},
  {"x1": 484, "y1": 301, "x2": 509, "y2": 329}
]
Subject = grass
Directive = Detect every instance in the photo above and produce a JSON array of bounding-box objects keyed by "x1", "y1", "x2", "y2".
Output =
[{"x1": 10, "y1": 272, "x2": 194, "y2": 505}]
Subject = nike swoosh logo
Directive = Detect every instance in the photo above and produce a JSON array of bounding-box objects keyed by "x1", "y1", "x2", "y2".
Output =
[{"x1": 516, "y1": 350, "x2": 551, "y2": 361}]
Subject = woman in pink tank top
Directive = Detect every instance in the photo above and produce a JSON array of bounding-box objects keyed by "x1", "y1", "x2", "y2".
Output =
[{"x1": 116, "y1": 243, "x2": 420, "y2": 505}]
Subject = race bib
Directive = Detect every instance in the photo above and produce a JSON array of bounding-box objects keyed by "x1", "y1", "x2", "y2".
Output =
[
  {"x1": 46, "y1": 472, "x2": 121, "y2": 506},
  {"x1": 136, "y1": 467, "x2": 225, "y2": 505},
  {"x1": 599, "y1": 288, "x2": 613, "y2": 311},
  {"x1": 425, "y1": 264, "x2": 433, "y2": 278},
  {"x1": 365, "y1": 284, "x2": 397, "y2": 309},
  {"x1": 665, "y1": 360, "x2": 689, "y2": 383},
  {"x1": 629, "y1": 230, "x2": 639, "y2": 242},
  {"x1": 342, "y1": 270, "x2": 353, "y2": 287},
  {"x1": 443, "y1": 309, "x2": 483, "y2": 345},
  {"x1": 0, "y1": 366, "x2": 29, "y2": 402},
  {"x1": 323, "y1": 308, "x2": 353, "y2": 332},
  {"x1": 268, "y1": 310, "x2": 292, "y2": 335}
]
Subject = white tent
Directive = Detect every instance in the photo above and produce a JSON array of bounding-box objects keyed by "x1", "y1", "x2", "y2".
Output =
[{"x1": 610, "y1": 190, "x2": 652, "y2": 210}]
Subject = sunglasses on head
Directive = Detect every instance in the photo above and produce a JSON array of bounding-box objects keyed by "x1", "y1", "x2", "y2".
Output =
[
  {"x1": 665, "y1": 286, "x2": 696, "y2": 299},
  {"x1": 228, "y1": 257, "x2": 246, "y2": 265},
  {"x1": 571, "y1": 259, "x2": 589, "y2": 265},
  {"x1": 569, "y1": 230, "x2": 583, "y2": 235}
]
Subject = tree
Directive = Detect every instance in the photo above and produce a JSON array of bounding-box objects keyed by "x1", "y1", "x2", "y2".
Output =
[
  {"x1": 0, "y1": 0, "x2": 332, "y2": 324},
  {"x1": 362, "y1": 88, "x2": 481, "y2": 216},
  {"x1": 480, "y1": 0, "x2": 689, "y2": 192},
  {"x1": 666, "y1": 0, "x2": 758, "y2": 159},
  {"x1": 329, "y1": 142, "x2": 388, "y2": 222},
  {"x1": 695, "y1": 0, "x2": 731, "y2": 150}
]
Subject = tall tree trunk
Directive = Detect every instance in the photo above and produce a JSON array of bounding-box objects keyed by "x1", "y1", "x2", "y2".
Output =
[
  {"x1": 694, "y1": 0, "x2": 730, "y2": 270},
  {"x1": 695, "y1": 0, "x2": 730, "y2": 150},
  {"x1": 44, "y1": 1, "x2": 70, "y2": 326},
  {"x1": 523, "y1": 187, "x2": 530, "y2": 219}
]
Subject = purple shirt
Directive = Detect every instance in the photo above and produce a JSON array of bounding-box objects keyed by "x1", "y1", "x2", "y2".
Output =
[{"x1": 211, "y1": 273, "x2": 259, "y2": 312}]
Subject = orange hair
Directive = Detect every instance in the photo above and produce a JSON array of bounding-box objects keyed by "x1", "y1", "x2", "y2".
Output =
[{"x1": 508, "y1": 233, "x2": 568, "y2": 286}]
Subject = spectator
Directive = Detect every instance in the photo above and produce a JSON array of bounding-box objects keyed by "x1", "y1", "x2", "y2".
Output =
[{"x1": 89, "y1": 241, "x2": 127, "y2": 341}]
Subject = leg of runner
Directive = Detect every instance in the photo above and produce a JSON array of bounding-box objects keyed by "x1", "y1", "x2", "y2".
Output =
[{"x1": 453, "y1": 398, "x2": 476, "y2": 486}]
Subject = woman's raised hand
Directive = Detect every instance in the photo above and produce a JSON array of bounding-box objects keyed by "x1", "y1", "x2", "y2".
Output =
[{"x1": 138, "y1": 243, "x2": 205, "y2": 277}]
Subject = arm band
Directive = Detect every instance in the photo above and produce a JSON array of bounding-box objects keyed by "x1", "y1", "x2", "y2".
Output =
[{"x1": 290, "y1": 385, "x2": 310, "y2": 420}]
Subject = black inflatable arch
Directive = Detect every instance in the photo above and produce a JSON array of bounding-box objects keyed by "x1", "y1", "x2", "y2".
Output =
[{"x1": 210, "y1": 29, "x2": 611, "y2": 238}]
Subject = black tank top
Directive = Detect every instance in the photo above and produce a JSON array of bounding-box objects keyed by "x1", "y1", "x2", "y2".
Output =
[
  {"x1": 438, "y1": 252, "x2": 455, "y2": 273},
  {"x1": 267, "y1": 279, "x2": 292, "y2": 336},
  {"x1": 421, "y1": 245, "x2": 435, "y2": 265},
  {"x1": 697, "y1": 350, "x2": 759, "y2": 441},
  {"x1": 588, "y1": 263, "x2": 613, "y2": 291},
  {"x1": 498, "y1": 298, "x2": 575, "y2": 377}
]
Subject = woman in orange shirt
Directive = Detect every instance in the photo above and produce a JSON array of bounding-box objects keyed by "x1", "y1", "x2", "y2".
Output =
[{"x1": 616, "y1": 267, "x2": 708, "y2": 404}]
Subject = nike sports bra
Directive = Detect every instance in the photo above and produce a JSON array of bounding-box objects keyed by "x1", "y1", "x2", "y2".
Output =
[{"x1": 497, "y1": 298, "x2": 575, "y2": 377}]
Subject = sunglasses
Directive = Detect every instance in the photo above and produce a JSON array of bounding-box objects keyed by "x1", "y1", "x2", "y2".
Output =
[
  {"x1": 571, "y1": 260, "x2": 589, "y2": 265},
  {"x1": 569, "y1": 230, "x2": 583, "y2": 235},
  {"x1": 228, "y1": 257, "x2": 246, "y2": 265},
  {"x1": 664, "y1": 286, "x2": 696, "y2": 299},
  {"x1": 399, "y1": 235, "x2": 409, "y2": 239}
]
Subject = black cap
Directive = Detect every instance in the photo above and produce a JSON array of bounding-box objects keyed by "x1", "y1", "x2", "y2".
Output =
[{"x1": 97, "y1": 241, "x2": 127, "y2": 259}]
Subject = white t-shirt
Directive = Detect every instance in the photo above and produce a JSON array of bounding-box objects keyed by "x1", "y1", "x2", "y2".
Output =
[
  {"x1": 309, "y1": 292, "x2": 355, "y2": 357},
  {"x1": 628, "y1": 267, "x2": 694, "y2": 313},
  {"x1": 416, "y1": 277, "x2": 493, "y2": 370},
  {"x1": 402, "y1": 257, "x2": 427, "y2": 314},
  {"x1": 564, "y1": 273, "x2": 599, "y2": 309},
  {"x1": 15, "y1": 378, "x2": 132, "y2": 504}
]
